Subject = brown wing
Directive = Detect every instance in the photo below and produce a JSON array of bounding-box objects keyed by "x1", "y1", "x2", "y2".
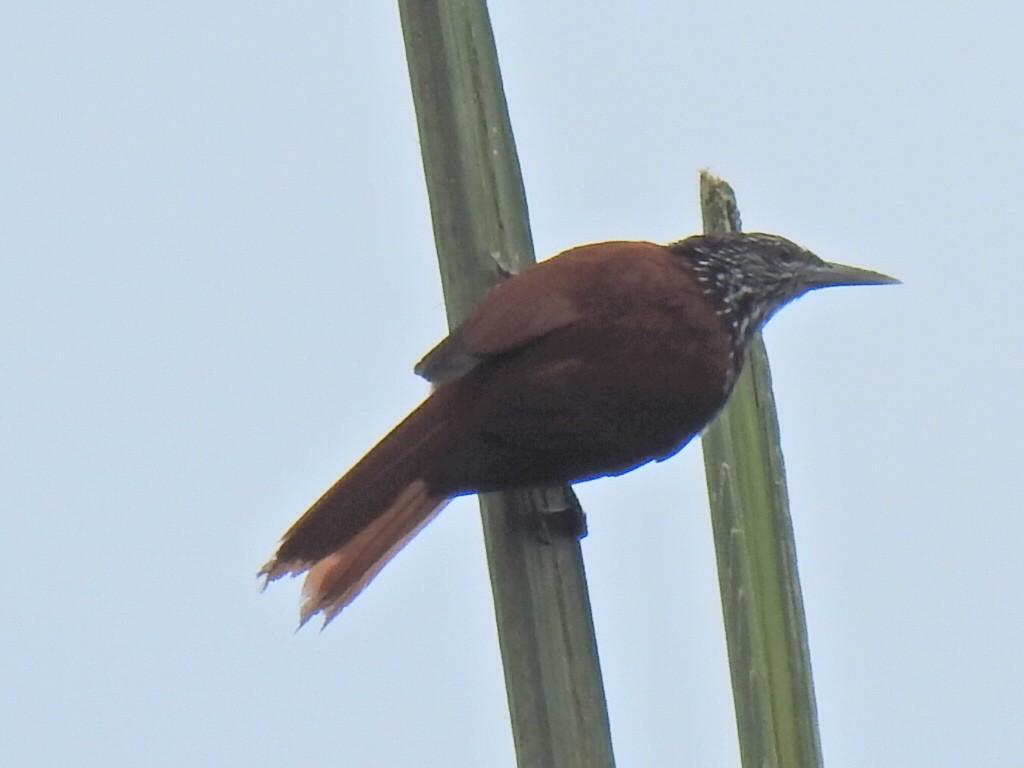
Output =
[
  {"x1": 414, "y1": 252, "x2": 585, "y2": 383},
  {"x1": 419, "y1": 240, "x2": 737, "y2": 493}
]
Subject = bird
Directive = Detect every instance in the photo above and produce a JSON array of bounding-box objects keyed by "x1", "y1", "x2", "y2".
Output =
[{"x1": 260, "y1": 232, "x2": 898, "y2": 626}]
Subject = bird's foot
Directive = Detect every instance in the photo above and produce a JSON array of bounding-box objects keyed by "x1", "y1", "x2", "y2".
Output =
[{"x1": 532, "y1": 485, "x2": 587, "y2": 542}]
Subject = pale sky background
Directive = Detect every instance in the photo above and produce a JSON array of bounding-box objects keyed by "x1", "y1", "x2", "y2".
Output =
[{"x1": 3, "y1": 2, "x2": 1023, "y2": 766}]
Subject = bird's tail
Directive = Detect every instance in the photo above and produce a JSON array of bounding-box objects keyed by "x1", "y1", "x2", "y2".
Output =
[{"x1": 260, "y1": 394, "x2": 453, "y2": 627}]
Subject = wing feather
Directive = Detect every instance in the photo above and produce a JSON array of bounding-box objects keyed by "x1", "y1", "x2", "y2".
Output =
[{"x1": 415, "y1": 259, "x2": 582, "y2": 383}]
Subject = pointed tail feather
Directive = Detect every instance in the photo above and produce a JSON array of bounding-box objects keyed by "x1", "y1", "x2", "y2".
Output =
[
  {"x1": 260, "y1": 394, "x2": 454, "y2": 626},
  {"x1": 297, "y1": 482, "x2": 449, "y2": 626}
]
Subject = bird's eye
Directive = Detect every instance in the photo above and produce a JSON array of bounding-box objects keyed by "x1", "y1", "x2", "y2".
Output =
[{"x1": 774, "y1": 245, "x2": 805, "y2": 264}]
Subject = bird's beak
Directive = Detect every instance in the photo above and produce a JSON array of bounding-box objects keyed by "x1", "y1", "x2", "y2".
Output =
[{"x1": 813, "y1": 261, "x2": 901, "y2": 288}]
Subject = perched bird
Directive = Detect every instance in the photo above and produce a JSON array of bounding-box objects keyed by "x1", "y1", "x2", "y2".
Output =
[{"x1": 261, "y1": 233, "x2": 897, "y2": 625}]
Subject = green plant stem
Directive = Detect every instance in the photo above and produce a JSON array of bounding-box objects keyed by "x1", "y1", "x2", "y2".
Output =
[
  {"x1": 699, "y1": 171, "x2": 824, "y2": 768},
  {"x1": 398, "y1": 3, "x2": 615, "y2": 766}
]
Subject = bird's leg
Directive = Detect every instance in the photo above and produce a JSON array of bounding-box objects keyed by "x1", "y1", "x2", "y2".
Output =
[{"x1": 530, "y1": 485, "x2": 587, "y2": 543}]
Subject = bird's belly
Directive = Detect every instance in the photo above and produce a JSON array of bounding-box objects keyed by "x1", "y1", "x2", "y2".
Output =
[{"x1": 429, "y1": 341, "x2": 730, "y2": 493}]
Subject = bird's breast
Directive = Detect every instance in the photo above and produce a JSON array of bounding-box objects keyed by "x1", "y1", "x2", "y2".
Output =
[{"x1": 432, "y1": 309, "x2": 735, "y2": 490}]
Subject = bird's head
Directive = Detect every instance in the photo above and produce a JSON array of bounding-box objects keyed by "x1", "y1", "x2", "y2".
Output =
[{"x1": 672, "y1": 232, "x2": 899, "y2": 347}]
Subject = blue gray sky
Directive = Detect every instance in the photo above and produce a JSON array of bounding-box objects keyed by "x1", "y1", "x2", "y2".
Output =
[{"x1": 4, "y1": 2, "x2": 1022, "y2": 766}]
